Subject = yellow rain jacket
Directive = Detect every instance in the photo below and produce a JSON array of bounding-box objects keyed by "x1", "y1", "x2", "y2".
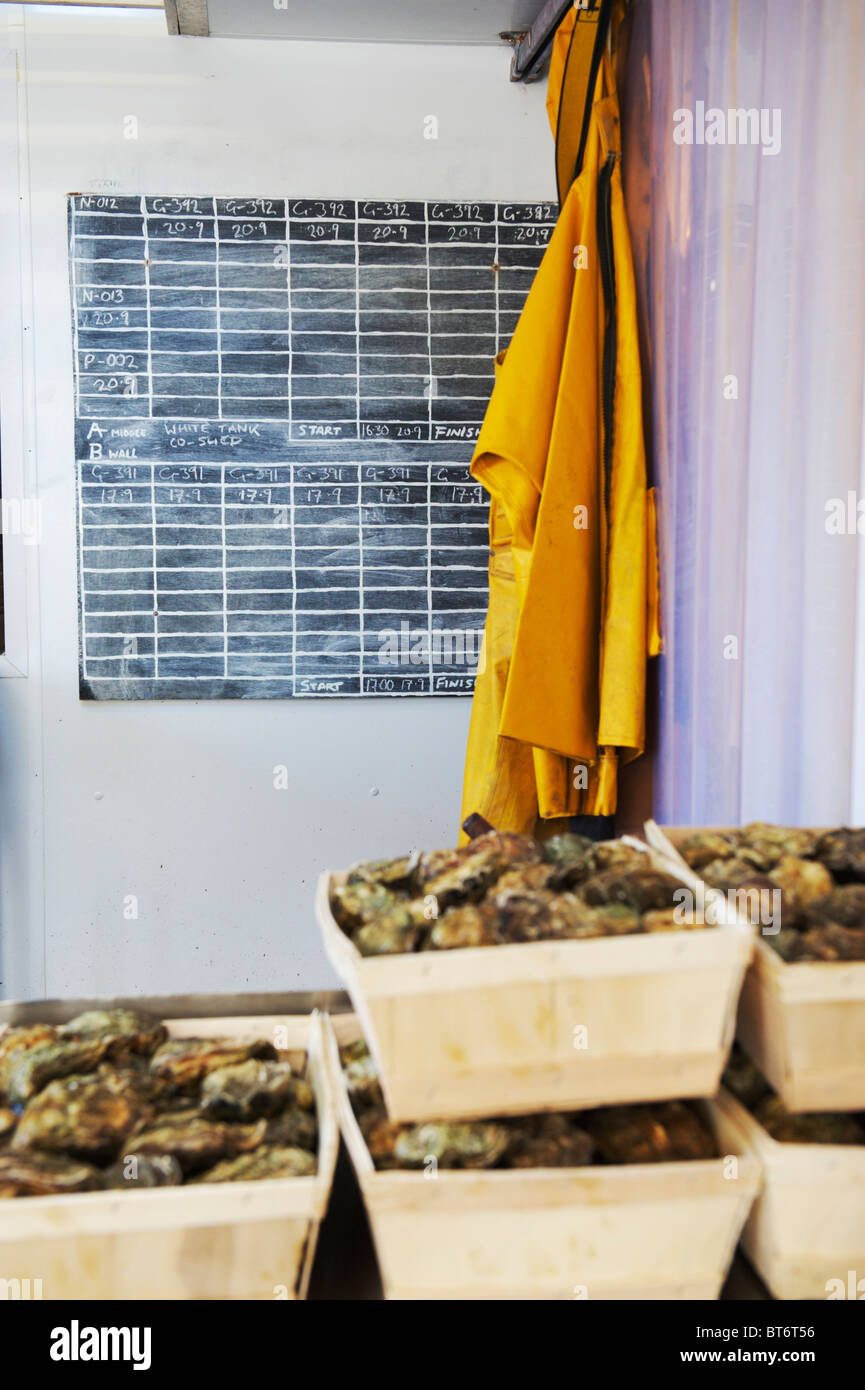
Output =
[{"x1": 461, "y1": 5, "x2": 660, "y2": 838}]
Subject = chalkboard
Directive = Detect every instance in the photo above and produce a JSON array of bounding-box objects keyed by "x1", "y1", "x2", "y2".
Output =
[{"x1": 68, "y1": 195, "x2": 553, "y2": 699}]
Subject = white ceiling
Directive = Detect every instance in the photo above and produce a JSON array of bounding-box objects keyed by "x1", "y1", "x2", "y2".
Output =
[{"x1": 194, "y1": 0, "x2": 546, "y2": 44}]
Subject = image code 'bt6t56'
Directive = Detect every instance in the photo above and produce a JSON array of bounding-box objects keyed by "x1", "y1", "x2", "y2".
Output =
[{"x1": 69, "y1": 195, "x2": 553, "y2": 700}]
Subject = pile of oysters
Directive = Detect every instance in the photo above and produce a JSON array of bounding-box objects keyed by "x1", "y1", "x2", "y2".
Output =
[
  {"x1": 723, "y1": 1046, "x2": 865, "y2": 1145},
  {"x1": 331, "y1": 831, "x2": 706, "y2": 957},
  {"x1": 0, "y1": 1008, "x2": 317, "y2": 1197},
  {"x1": 676, "y1": 823, "x2": 865, "y2": 961},
  {"x1": 341, "y1": 1040, "x2": 718, "y2": 1170}
]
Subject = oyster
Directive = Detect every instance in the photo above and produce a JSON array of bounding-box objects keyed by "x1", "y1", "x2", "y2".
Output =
[
  {"x1": 767, "y1": 856, "x2": 834, "y2": 918},
  {"x1": 349, "y1": 853, "x2": 418, "y2": 889},
  {"x1": 122, "y1": 1111, "x2": 267, "y2": 1175},
  {"x1": 544, "y1": 893, "x2": 613, "y2": 938},
  {"x1": 755, "y1": 1097, "x2": 865, "y2": 1145},
  {"x1": 60, "y1": 1008, "x2": 167, "y2": 1059},
  {"x1": 149, "y1": 1036, "x2": 277, "y2": 1093},
  {"x1": 736, "y1": 822, "x2": 818, "y2": 869},
  {"x1": 794, "y1": 923, "x2": 865, "y2": 962},
  {"x1": 418, "y1": 831, "x2": 542, "y2": 909},
  {"x1": 200, "y1": 1060, "x2": 298, "y2": 1121},
  {"x1": 354, "y1": 918, "x2": 422, "y2": 956},
  {"x1": 3, "y1": 1037, "x2": 113, "y2": 1107},
  {"x1": 558, "y1": 902, "x2": 643, "y2": 939},
  {"x1": 340, "y1": 1040, "x2": 383, "y2": 1109},
  {"x1": 0, "y1": 1150, "x2": 104, "y2": 1197},
  {"x1": 591, "y1": 841, "x2": 647, "y2": 872},
  {"x1": 428, "y1": 903, "x2": 498, "y2": 950},
  {"x1": 801, "y1": 884, "x2": 865, "y2": 930},
  {"x1": 587, "y1": 1102, "x2": 717, "y2": 1163},
  {"x1": 813, "y1": 827, "x2": 865, "y2": 883},
  {"x1": 505, "y1": 1113, "x2": 595, "y2": 1168},
  {"x1": 0, "y1": 1024, "x2": 59, "y2": 1101},
  {"x1": 678, "y1": 831, "x2": 738, "y2": 869},
  {"x1": 329, "y1": 878, "x2": 406, "y2": 931},
  {"x1": 581, "y1": 869, "x2": 683, "y2": 914},
  {"x1": 699, "y1": 857, "x2": 776, "y2": 894},
  {"x1": 394, "y1": 1120, "x2": 510, "y2": 1170},
  {"x1": 359, "y1": 1109, "x2": 405, "y2": 1169},
  {"x1": 193, "y1": 1144, "x2": 316, "y2": 1183},
  {"x1": 103, "y1": 1153, "x2": 183, "y2": 1189},
  {"x1": 264, "y1": 1107, "x2": 317, "y2": 1152},
  {"x1": 540, "y1": 834, "x2": 596, "y2": 886},
  {"x1": 12, "y1": 1069, "x2": 151, "y2": 1163}
]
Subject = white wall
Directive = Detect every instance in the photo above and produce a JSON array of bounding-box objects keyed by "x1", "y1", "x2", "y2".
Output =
[{"x1": 0, "y1": 4, "x2": 552, "y2": 1000}]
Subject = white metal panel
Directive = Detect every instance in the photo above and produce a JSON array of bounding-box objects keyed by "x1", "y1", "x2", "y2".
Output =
[{"x1": 0, "y1": 4, "x2": 552, "y2": 1000}]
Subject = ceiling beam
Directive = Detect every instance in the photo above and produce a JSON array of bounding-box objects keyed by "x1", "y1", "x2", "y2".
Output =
[{"x1": 510, "y1": 0, "x2": 581, "y2": 82}]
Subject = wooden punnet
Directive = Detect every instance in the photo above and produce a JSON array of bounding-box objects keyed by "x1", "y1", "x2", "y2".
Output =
[
  {"x1": 645, "y1": 821, "x2": 865, "y2": 1112},
  {"x1": 326, "y1": 1015, "x2": 761, "y2": 1301},
  {"x1": 317, "y1": 841, "x2": 754, "y2": 1122},
  {"x1": 711, "y1": 1086, "x2": 865, "y2": 1300},
  {"x1": 0, "y1": 1004, "x2": 338, "y2": 1300}
]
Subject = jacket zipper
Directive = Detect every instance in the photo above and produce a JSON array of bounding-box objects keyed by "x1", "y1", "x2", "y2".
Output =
[{"x1": 597, "y1": 151, "x2": 617, "y2": 530}]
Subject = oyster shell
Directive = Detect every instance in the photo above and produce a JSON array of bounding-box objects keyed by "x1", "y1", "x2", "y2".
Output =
[
  {"x1": 149, "y1": 1036, "x2": 278, "y2": 1093},
  {"x1": 801, "y1": 884, "x2": 865, "y2": 930},
  {"x1": 794, "y1": 923, "x2": 865, "y2": 962},
  {"x1": 418, "y1": 831, "x2": 542, "y2": 909},
  {"x1": 12, "y1": 1069, "x2": 151, "y2": 1163},
  {"x1": 329, "y1": 878, "x2": 406, "y2": 931},
  {"x1": 591, "y1": 841, "x2": 647, "y2": 872},
  {"x1": 0, "y1": 1108, "x2": 17, "y2": 1145},
  {"x1": 122, "y1": 1111, "x2": 267, "y2": 1175},
  {"x1": 814, "y1": 827, "x2": 865, "y2": 883},
  {"x1": 60, "y1": 1008, "x2": 167, "y2": 1059},
  {"x1": 736, "y1": 823, "x2": 818, "y2": 869},
  {"x1": 349, "y1": 854, "x2": 418, "y2": 889},
  {"x1": 505, "y1": 1113, "x2": 595, "y2": 1168},
  {"x1": 3, "y1": 1037, "x2": 113, "y2": 1107},
  {"x1": 677, "y1": 831, "x2": 738, "y2": 869},
  {"x1": 540, "y1": 834, "x2": 596, "y2": 886},
  {"x1": 192, "y1": 1144, "x2": 316, "y2": 1183},
  {"x1": 394, "y1": 1120, "x2": 510, "y2": 1170},
  {"x1": 199, "y1": 1060, "x2": 298, "y2": 1121},
  {"x1": 358, "y1": 1109, "x2": 405, "y2": 1169},
  {"x1": 0, "y1": 1150, "x2": 104, "y2": 1197},
  {"x1": 428, "y1": 903, "x2": 498, "y2": 950},
  {"x1": 755, "y1": 1097, "x2": 865, "y2": 1145},
  {"x1": 587, "y1": 1102, "x2": 717, "y2": 1163},
  {"x1": 339, "y1": 1040, "x2": 383, "y2": 1109},
  {"x1": 767, "y1": 856, "x2": 834, "y2": 919},
  {"x1": 581, "y1": 869, "x2": 683, "y2": 913},
  {"x1": 263, "y1": 1107, "x2": 317, "y2": 1152},
  {"x1": 354, "y1": 918, "x2": 422, "y2": 956}
]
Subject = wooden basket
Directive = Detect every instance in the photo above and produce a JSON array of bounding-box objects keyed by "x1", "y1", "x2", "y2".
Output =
[
  {"x1": 0, "y1": 1006, "x2": 338, "y2": 1300},
  {"x1": 316, "y1": 844, "x2": 755, "y2": 1122},
  {"x1": 325, "y1": 1015, "x2": 761, "y2": 1300},
  {"x1": 712, "y1": 1086, "x2": 865, "y2": 1300},
  {"x1": 645, "y1": 821, "x2": 865, "y2": 1112}
]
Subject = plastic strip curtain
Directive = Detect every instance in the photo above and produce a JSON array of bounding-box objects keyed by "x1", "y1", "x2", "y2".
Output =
[{"x1": 626, "y1": 0, "x2": 865, "y2": 825}]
